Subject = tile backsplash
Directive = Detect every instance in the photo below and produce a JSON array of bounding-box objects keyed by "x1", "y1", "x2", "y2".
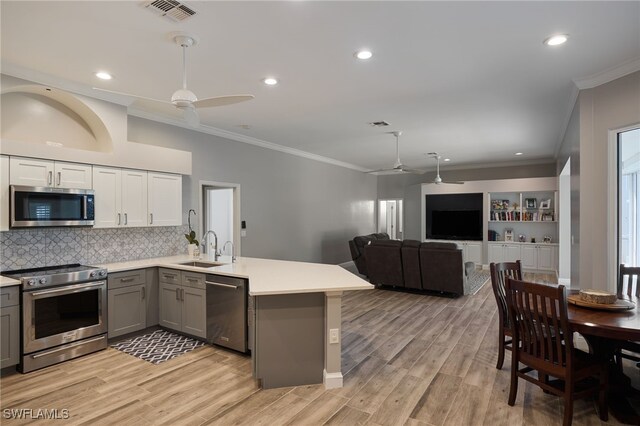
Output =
[{"x1": 1, "y1": 226, "x2": 189, "y2": 270}]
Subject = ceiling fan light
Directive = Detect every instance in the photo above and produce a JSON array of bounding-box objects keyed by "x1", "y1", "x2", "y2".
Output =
[{"x1": 443, "y1": 158, "x2": 451, "y2": 162}]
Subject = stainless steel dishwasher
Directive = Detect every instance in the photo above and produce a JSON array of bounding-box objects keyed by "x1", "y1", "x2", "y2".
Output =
[{"x1": 205, "y1": 274, "x2": 248, "y2": 353}]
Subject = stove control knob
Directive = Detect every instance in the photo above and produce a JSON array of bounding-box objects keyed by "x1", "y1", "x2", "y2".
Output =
[
  {"x1": 89, "y1": 271, "x2": 97, "y2": 278},
  {"x1": 27, "y1": 279, "x2": 36, "y2": 286},
  {"x1": 39, "y1": 278, "x2": 46, "y2": 285},
  {"x1": 98, "y1": 270, "x2": 106, "y2": 277}
]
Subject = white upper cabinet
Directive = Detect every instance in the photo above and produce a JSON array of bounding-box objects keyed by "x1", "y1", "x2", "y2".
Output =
[
  {"x1": 148, "y1": 172, "x2": 182, "y2": 226},
  {"x1": 92, "y1": 166, "x2": 123, "y2": 228},
  {"x1": 9, "y1": 157, "x2": 91, "y2": 189},
  {"x1": 54, "y1": 162, "x2": 92, "y2": 189},
  {"x1": 93, "y1": 167, "x2": 148, "y2": 228},
  {"x1": 1, "y1": 156, "x2": 9, "y2": 231},
  {"x1": 121, "y1": 170, "x2": 148, "y2": 227},
  {"x1": 9, "y1": 157, "x2": 54, "y2": 187}
]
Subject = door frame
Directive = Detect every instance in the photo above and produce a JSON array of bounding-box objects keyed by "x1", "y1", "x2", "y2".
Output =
[
  {"x1": 608, "y1": 123, "x2": 640, "y2": 293},
  {"x1": 199, "y1": 180, "x2": 242, "y2": 257}
]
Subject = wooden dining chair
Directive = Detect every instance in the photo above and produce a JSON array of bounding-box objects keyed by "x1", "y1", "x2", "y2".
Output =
[
  {"x1": 617, "y1": 265, "x2": 640, "y2": 365},
  {"x1": 504, "y1": 278, "x2": 608, "y2": 426},
  {"x1": 489, "y1": 260, "x2": 522, "y2": 369}
]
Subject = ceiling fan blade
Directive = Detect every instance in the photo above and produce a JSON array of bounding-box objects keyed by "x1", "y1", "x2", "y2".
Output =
[
  {"x1": 193, "y1": 95, "x2": 254, "y2": 108},
  {"x1": 400, "y1": 167, "x2": 426, "y2": 175},
  {"x1": 441, "y1": 181, "x2": 465, "y2": 185},
  {"x1": 92, "y1": 87, "x2": 169, "y2": 105}
]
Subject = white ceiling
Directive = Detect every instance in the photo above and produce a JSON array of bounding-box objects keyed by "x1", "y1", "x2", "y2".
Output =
[{"x1": 2, "y1": 1, "x2": 639, "y2": 172}]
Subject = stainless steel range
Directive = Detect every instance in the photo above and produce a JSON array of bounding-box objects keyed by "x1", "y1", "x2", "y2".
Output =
[{"x1": 2, "y1": 264, "x2": 108, "y2": 373}]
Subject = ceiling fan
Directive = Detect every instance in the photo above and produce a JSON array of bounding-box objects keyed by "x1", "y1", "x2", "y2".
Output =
[
  {"x1": 426, "y1": 152, "x2": 464, "y2": 184},
  {"x1": 94, "y1": 32, "x2": 254, "y2": 125},
  {"x1": 367, "y1": 131, "x2": 426, "y2": 175}
]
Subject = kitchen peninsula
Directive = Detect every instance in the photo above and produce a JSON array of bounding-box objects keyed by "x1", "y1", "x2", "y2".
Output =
[{"x1": 1, "y1": 254, "x2": 373, "y2": 389}]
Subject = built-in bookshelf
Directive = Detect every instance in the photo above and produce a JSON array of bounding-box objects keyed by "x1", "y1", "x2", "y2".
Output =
[{"x1": 488, "y1": 191, "x2": 558, "y2": 244}]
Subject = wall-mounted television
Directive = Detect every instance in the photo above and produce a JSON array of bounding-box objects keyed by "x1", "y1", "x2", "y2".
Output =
[{"x1": 425, "y1": 193, "x2": 483, "y2": 241}]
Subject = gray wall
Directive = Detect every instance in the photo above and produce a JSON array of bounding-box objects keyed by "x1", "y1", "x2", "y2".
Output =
[
  {"x1": 576, "y1": 71, "x2": 640, "y2": 291},
  {"x1": 127, "y1": 117, "x2": 378, "y2": 264},
  {"x1": 556, "y1": 98, "x2": 581, "y2": 286}
]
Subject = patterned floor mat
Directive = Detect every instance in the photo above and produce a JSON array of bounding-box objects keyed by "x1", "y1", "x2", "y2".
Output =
[{"x1": 110, "y1": 330, "x2": 205, "y2": 364}]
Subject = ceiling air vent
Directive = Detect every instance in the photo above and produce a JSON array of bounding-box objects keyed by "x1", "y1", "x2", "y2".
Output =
[
  {"x1": 369, "y1": 121, "x2": 390, "y2": 127},
  {"x1": 143, "y1": 0, "x2": 197, "y2": 22}
]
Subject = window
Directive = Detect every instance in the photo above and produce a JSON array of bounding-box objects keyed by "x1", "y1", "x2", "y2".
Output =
[{"x1": 619, "y1": 127, "x2": 640, "y2": 267}]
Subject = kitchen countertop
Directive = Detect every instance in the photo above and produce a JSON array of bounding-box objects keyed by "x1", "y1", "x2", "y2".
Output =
[
  {"x1": 0, "y1": 255, "x2": 373, "y2": 295},
  {"x1": 101, "y1": 254, "x2": 373, "y2": 296}
]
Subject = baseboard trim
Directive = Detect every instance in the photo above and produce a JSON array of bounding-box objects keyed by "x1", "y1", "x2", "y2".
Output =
[
  {"x1": 323, "y1": 370, "x2": 343, "y2": 389},
  {"x1": 558, "y1": 278, "x2": 571, "y2": 286}
]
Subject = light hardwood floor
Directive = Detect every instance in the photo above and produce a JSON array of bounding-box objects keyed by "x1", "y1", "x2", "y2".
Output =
[{"x1": 1, "y1": 272, "x2": 638, "y2": 425}]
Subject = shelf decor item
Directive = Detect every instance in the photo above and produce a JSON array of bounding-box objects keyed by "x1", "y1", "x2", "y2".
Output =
[
  {"x1": 540, "y1": 199, "x2": 551, "y2": 209},
  {"x1": 504, "y1": 229, "x2": 514, "y2": 242},
  {"x1": 518, "y1": 234, "x2": 526, "y2": 242},
  {"x1": 524, "y1": 198, "x2": 537, "y2": 209},
  {"x1": 543, "y1": 235, "x2": 552, "y2": 243},
  {"x1": 492, "y1": 199, "x2": 509, "y2": 210}
]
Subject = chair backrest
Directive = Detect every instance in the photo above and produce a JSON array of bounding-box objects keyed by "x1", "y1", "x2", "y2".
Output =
[
  {"x1": 505, "y1": 278, "x2": 573, "y2": 374},
  {"x1": 618, "y1": 264, "x2": 640, "y2": 298},
  {"x1": 489, "y1": 261, "x2": 523, "y2": 329}
]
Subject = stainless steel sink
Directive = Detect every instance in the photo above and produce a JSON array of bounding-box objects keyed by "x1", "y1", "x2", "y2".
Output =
[{"x1": 176, "y1": 261, "x2": 226, "y2": 268}]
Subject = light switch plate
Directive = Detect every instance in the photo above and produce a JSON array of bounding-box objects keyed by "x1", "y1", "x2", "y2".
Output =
[{"x1": 329, "y1": 328, "x2": 339, "y2": 344}]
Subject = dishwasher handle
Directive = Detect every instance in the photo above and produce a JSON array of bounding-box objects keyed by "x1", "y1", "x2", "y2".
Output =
[{"x1": 205, "y1": 280, "x2": 240, "y2": 289}]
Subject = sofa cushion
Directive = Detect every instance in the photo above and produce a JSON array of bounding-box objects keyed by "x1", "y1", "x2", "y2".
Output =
[
  {"x1": 421, "y1": 241, "x2": 458, "y2": 251},
  {"x1": 370, "y1": 239, "x2": 402, "y2": 248}
]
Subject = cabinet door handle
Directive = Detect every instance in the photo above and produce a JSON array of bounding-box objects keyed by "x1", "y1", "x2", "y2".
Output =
[
  {"x1": 186, "y1": 278, "x2": 198, "y2": 282},
  {"x1": 181, "y1": 288, "x2": 185, "y2": 301},
  {"x1": 141, "y1": 286, "x2": 146, "y2": 300},
  {"x1": 124, "y1": 213, "x2": 128, "y2": 225},
  {"x1": 117, "y1": 213, "x2": 121, "y2": 225},
  {"x1": 120, "y1": 277, "x2": 135, "y2": 283},
  {"x1": 48, "y1": 171, "x2": 53, "y2": 186},
  {"x1": 57, "y1": 171, "x2": 61, "y2": 186},
  {"x1": 176, "y1": 288, "x2": 180, "y2": 300},
  {"x1": 163, "y1": 274, "x2": 176, "y2": 279},
  {"x1": 150, "y1": 213, "x2": 153, "y2": 225}
]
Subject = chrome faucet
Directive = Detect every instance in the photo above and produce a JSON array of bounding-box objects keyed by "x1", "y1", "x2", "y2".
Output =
[
  {"x1": 223, "y1": 241, "x2": 236, "y2": 262},
  {"x1": 202, "y1": 230, "x2": 220, "y2": 260}
]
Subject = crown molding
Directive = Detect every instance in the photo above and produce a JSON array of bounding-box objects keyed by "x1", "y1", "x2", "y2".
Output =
[{"x1": 573, "y1": 57, "x2": 640, "y2": 90}]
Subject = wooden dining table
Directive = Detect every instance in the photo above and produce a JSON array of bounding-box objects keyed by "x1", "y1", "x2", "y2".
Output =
[{"x1": 567, "y1": 291, "x2": 639, "y2": 424}]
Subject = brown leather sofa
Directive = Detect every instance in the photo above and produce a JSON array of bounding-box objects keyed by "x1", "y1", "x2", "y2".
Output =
[
  {"x1": 348, "y1": 233, "x2": 390, "y2": 276},
  {"x1": 357, "y1": 238, "x2": 469, "y2": 297}
]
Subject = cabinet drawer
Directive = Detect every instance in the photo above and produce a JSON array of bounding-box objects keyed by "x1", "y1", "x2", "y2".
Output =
[
  {"x1": 159, "y1": 268, "x2": 181, "y2": 285},
  {"x1": 182, "y1": 271, "x2": 205, "y2": 289},
  {"x1": 0, "y1": 286, "x2": 19, "y2": 308},
  {"x1": 108, "y1": 269, "x2": 146, "y2": 289}
]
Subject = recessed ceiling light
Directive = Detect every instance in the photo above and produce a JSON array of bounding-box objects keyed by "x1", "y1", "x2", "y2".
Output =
[
  {"x1": 355, "y1": 50, "x2": 373, "y2": 60},
  {"x1": 515, "y1": 152, "x2": 524, "y2": 156},
  {"x1": 263, "y1": 77, "x2": 278, "y2": 86},
  {"x1": 95, "y1": 71, "x2": 112, "y2": 80},
  {"x1": 443, "y1": 158, "x2": 451, "y2": 162},
  {"x1": 543, "y1": 34, "x2": 569, "y2": 46}
]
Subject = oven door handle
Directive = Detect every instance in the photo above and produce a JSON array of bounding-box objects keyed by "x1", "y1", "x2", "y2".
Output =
[
  {"x1": 31, "y1": 335, "x2": 107, "y2": 359},
  {"x1": 30, "y1": 281, "x2": 106, "y2": 297}
]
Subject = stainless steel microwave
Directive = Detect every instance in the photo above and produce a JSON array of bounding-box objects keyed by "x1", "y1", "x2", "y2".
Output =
[{"x1": 10, "y1": 185, "x2": 95, "y2": 228}]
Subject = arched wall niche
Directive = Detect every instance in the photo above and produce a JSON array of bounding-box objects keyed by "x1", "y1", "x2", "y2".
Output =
[{"x1": 1, "y1": 85, "x2": 113, "y2": 153}]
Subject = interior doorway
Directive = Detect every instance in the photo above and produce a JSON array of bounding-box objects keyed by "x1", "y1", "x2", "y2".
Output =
[
  {"x1": 378, "y1": 199, "x2": 403, "y2": 240},
  {"x1": 200, "y1": 181, "x2": 241, "y2": 257}
]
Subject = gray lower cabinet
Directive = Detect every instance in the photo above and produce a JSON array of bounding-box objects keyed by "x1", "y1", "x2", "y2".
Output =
[
  {"x1": 0, "y1": 286, "x2": 20, "y2": 368},
  {"x1": 158, "y1": 269, "x2": 206, "y2": 339},
  {"x1": 108, "y1": 269, "x2": 148, "y2": 338}
]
